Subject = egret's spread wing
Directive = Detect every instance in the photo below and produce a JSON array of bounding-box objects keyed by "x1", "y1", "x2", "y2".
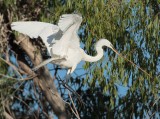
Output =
[
  {"x1": 58, "y1": 14, "x2": 82, "y2": 33},
  {"x1": 58, "y1": 14, "x2": 82, "y2": 47},
  {"x1": 11, "y1": 21, "x2": 62, "y2": 55}
]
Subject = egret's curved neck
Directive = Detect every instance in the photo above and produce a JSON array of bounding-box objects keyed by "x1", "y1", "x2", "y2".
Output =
[
  {"x1": 82, "y1": 39, "x2": 112, "y2": 62},
  {"x1": 83, "y1": 47, "x2": 103, "y2": 62}
]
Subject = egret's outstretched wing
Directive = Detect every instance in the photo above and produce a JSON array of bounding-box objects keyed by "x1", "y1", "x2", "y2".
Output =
[
  {"x1": 11, "y1": 21, "x2": 62, "y2": 55},
  {"x1": 58, "y1": 14, "x2": 82, "y2": 47},
  {"x1": 58, "y1": 14, "x2": 82, "y2": 33}
]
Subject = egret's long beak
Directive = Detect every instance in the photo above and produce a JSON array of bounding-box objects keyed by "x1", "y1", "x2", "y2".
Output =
[
  {"x1": 110, "y1": 46, "x2": 151, "y2": 78},
  {"x1": 110, "y1": 47, "x2": 120, "y2": 56}
]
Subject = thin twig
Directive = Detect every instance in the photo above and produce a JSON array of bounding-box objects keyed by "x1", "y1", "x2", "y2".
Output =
[
  {"x1": 0, "y1": 73, "x2": 37, "y2": 81},
  {"x1": 152, "y1": 97, "x2": 160, "y2": 107},
  {"x1": 149, "y1": 111, "x2": 156, "y2": 119},
  {"x1": 68, "y1": 90, "x2": 80, "y2": 119},
  {"x1": 61, "y1": 79, "x2": 82, "y2": 99},
  {"x1": 0, "y1": 57, "x2": 25, "y2": 78},
  {"x1": 58, "y1": 75, "x2": 85, "y2": 107},
  {"x1": 65, "y1": 101, "x2": 79, "y2": 119},
  {"x1": 13, "y1": 95, "x2": 38, "y2": 119},
  {"x1": 146, "y1": 97, "x2": 160, "y2": 118},
  {"x1": 2, "y1": 81, "x2": 26, "y2": 104},
  {"x1": 0, "y1": 73, "x2": 18, "y2": 80}
]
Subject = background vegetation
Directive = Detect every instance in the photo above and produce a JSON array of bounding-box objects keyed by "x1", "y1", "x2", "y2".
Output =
[{"x1": 0, "y1": 0, "x2": 159, "y2": 118}]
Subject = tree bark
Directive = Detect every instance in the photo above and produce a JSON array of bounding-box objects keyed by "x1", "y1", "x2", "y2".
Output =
[{"x1": 16, "y1": 35, "x2": 68, "y2": 118}]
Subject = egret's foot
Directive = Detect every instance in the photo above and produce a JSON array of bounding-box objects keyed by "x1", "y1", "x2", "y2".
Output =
[
  {"x1": 65, "y1": 74, "x2": 71, "y2": 83},
  {"x1": 32, "y1": 64, "x2": 46, "y2": 71},
  {"x1": 32, "y1": 66, "x2": 40, "y2": 71},
  {"x1": 32, "y1": 63, "x2": 45, "y2": 71}
]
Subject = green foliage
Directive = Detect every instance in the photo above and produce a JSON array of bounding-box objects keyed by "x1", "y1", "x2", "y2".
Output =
[
  {"x1": 0, "y1": 60, "x2": 7, "y2": 74},
  {"x1": 0, "y1": 60, "x2": 18, "y2": 118},
  {"x1": 0, "y1": 0, "x2": 159, "y2": 118}
]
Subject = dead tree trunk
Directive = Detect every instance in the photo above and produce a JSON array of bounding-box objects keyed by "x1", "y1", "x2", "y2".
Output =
[{"x1": 15, "y1": 35, "x2": 68, "y2": 119}]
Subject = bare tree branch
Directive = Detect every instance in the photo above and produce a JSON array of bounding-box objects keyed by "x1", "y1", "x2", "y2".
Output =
[
  {"x1": 0, "y1": 57, "x2": 26, "y2": 78},
  {"x1": 68, "y1": 91, "x2": 80, "y2": 119},
  {"x1": 15, "y1": 35, "x2": 68, "y2": 118}
]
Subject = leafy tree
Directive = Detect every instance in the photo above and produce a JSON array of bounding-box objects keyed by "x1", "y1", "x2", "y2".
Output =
[{"x1": 0, "y1": 0, "x2": 159, "y2": 118}]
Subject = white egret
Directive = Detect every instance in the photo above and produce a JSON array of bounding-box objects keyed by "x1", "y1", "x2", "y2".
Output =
[{"x1": 11, "y1": 14, "x2": 149, "y2": 76}]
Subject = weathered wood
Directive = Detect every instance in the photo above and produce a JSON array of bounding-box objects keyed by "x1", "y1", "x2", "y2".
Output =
[{"x1": 16, "y1": 35, "x2": 68, "y2": 118}]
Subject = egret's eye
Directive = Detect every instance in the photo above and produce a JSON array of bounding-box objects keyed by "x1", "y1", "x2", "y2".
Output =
[{"x1": 102, "y1": 46, "x2": 107, "y2": 51}]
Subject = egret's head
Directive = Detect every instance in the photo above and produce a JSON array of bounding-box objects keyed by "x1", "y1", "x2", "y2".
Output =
[
  {"x1": 73, "y1": 13, "x2": 82, "y2": 24},
  {"x1": 73, "y1": 11, "x2": 82, "y2": 17},
  {"x1": 96, "y1": 39, "x2": 114, "y2": 49}
]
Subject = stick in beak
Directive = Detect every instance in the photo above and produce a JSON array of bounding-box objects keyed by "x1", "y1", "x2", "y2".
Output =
[{"x1": 110, "y1": 46, "x2": 151, "y2": 78}]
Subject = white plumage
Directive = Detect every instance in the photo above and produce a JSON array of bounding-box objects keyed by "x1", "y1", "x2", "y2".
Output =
[
  {"x1": 11, "y1": 21, "x2": 60, "y2": 54},
  {"x1": 11, "y1": 14, "x2": 114, "y2": 74}
]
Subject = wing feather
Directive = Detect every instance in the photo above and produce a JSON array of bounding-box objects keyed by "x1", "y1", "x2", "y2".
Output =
[
  {"x1": 58, "y1": 14, "x2": 82, "y2": 33},
  {"x1": 57, "y1": 14, "x2": 82, "y2": 47},
  {"x1": 11, "y1": 14, "x2": 83, "y2": 56},
  {"x1": 11, "y1": 21, "x2": 62, "y2": 55}
]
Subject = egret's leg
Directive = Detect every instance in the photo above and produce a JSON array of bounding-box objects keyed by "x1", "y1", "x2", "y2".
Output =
[
  {"x1": 70, "y1": 65, "x2": 77, "y2": 74},
  {"x1": 67, "y1": 65, "x2": 77, "y2": 75},
  {"x1": 66, "y1": 68, "x2": 72, "y2": 83},
  {"x1": 32, "y1": 58, "x2": 54, "y2": 71},
  {"x1": 65, "y1": 74, "x2": 71, "y2": 83},
  {"x1": 32, "y1": 57, "x2": 65, "y2": 71},
  {"x1": 67, "y1": 69, "x2": 71, "y2": 75}
]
